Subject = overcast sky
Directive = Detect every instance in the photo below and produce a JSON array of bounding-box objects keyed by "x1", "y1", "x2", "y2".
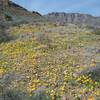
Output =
[{"x1": 12, "y1": 0, "x2": 100, "y2": 16}]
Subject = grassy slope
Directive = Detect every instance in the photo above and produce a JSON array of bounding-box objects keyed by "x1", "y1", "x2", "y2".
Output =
[{"x1": 0, "y1": 23, "x2": 100, "y2": 100}]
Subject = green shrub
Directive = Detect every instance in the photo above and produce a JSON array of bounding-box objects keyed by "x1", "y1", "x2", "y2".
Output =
[
  {"x1": 1, "y1": 90, "x2": 30, "y2": 100},
  {"x1": 94, "y1": 29, "x2": 100, "y2": 35},
  {"x1": 31, "y1": 92, "x2": 51, "y2": 100}
]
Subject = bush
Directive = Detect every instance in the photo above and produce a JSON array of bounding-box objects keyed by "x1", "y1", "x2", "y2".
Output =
[
  {"x1": 0, "y1": 90, "x2": 31, "y2": 100},
  {"x1": 31, "y1": 92, "x2": 51, "y2": 100},
  {"x1": 94, "y1": 29, "x2": 100, "y2": 35}
]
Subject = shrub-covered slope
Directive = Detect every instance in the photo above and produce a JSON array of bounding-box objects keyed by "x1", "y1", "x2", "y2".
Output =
[{"x1": 0, "y1": 23, "x2": 100, "y2": 100}]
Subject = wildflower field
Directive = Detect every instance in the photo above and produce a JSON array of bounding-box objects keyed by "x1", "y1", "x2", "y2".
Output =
[{"x1": 0, "y1": 23, "x2": 100, "y2": 100}]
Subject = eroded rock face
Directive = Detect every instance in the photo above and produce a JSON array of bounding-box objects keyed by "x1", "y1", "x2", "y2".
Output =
[{"x1": 45, "y1": 12, "x2": 100, "y2": 28}]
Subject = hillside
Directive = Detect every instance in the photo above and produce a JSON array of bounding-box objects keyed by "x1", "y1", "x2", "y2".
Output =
[
  {"x1": 0, "y1": 0, "x2": 44, "y2": 42},
  {"x1": 0, "y1": 0, "x2": 43, "y2": 25},
  {"x1": 0, "y1": 22, "x2": 100, "y2": 100},
  {"x1": 0, "y1": 0, "x2": 100, "y2": 100}
]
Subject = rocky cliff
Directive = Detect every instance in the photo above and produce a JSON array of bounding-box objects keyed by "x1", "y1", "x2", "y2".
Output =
[{"x1": 45, "y1": 12, "x2": 100, "y2": 28}]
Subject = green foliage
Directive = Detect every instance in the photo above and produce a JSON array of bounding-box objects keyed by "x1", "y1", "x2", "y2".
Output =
[
  {"x1": 94, "y1": 29, "x2": 100, "y2": 35},
  {"x1": 1, "y1": 90, "x2": 30, "y2": 100},
  {"x1": 31, "y1": 92, "x2": 51, "y2": 100}
]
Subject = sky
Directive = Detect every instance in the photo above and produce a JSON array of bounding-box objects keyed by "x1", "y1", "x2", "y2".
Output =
[{"x1": 12, "y1": 0, "x2": 100, "y2": 16}]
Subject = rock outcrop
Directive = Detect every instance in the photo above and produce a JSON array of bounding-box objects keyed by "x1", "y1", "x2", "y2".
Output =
[{"x1": 45, "y1": 12, "x2": 100, "y2": 28}]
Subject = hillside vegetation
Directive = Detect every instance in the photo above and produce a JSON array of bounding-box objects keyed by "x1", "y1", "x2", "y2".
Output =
[
  {"x1": 0, "y1": 23, "x2": 100, "y2": 100},
  {"x1": 0, "y1": 0, "x2": 100, "y2": 100}
]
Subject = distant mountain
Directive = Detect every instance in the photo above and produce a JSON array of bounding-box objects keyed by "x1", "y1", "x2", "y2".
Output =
[{"x1": 45, "y1": 12, "x2": 100, "y2": 28}]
